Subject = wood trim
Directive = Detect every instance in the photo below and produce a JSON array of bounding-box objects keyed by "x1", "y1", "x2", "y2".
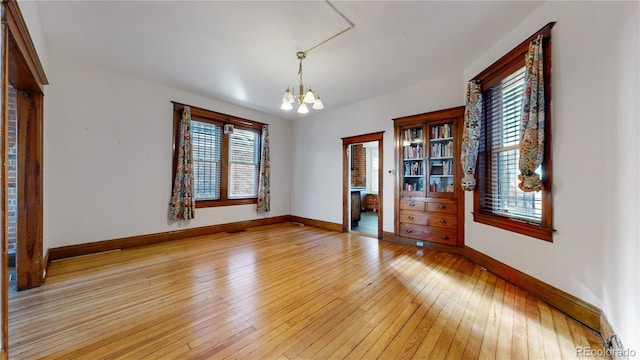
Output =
[
  {"x1": 392, "y1": 107, "x2": 464, "y2": 127},
  {"x1": 4, "y1": 1, "x2": 48, "y2": 88},
  {"x1": 341, "y1": 132, "x2": 384, "y2": 238},
  {"x1": 171, "y1": 101, "x2": 266, "y2": 129},
  {"x1": 472, "y1": 212, "x2": 553, "y2": 242},
  {"x1": 341, "y1": 131, "x2": 385, "y2": 144},
  {"x1": 16, "y1": 89, "x2": 43, "y2": 290},
  {"x1": 472, "y1": 22, "x2": 554, "y2": 89},
  {"x1": 382, "y1": 231, "x2": 464, "y2": 256},
  {"x1": 194, "y1": 198, "x2": 257, "y2": 208},
  {"x1": 462, "y1": 245, "x2": 601, "y2": 331},
  {"x1": 0, "y1": 10, "x2": 8, "y2": 356},
  {"x1": 289, "y1": 215, "x2": 342, "y2": 232},
  {"x1": 342, "y1": 144, "x2": 349, "y2": 233},
  {"x1": 48, "y1": 215, "x2": 291, "y2": 261}
]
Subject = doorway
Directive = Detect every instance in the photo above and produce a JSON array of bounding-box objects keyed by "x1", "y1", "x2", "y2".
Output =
[{"x1": 341, "y1": 132, "x2": 384, "y2": 238}]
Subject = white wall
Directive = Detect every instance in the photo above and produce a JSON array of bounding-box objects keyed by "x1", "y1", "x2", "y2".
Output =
[
  {"x1": 17, "y1": 1, "x2": 49, "y2": 77},
  {"x1": 43, "y1": 58, "x2": 292, "y2": 250},
  {"x1": 291, "y1": 72, "x2": 462, "y2": 233},
  {"x1": 462, "y1": 1, "x2": 639, "y2": 353}
]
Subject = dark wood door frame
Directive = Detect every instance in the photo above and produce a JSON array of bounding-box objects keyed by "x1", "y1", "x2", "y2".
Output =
[
  {"x1": 1, "y1": 0, "x2": 48, "y2": 356},
  {"x1": 341, "y1": 132, "x2": 384, "y2": 238}
]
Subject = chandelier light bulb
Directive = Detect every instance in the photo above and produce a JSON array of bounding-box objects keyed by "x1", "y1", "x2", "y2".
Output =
[
  {"x1": 312, "y1": 93, "x2": 324, "y2": 110},
  {"x1": 297, "y1": 103, "x2": 309, "y2": 114},
  {"x1": 303, "y1": 88, "x2": 315, "y2": 104},
  {"x1": 281, "y1": 101, "x2": 293, "y2": 110},
  {"x1": 282, "y1": 87, "x2": 294, "y2": 104}
]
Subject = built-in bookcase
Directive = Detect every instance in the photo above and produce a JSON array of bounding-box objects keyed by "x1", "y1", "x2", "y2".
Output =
[{"x1": 393, "y1": 106, "x2": 464, "y2": 247}]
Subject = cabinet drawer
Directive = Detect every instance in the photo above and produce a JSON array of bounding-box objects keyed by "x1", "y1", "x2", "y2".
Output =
[
  {"x1": 427, "y1": 201, "x2": 457, "y2": 214},
  {"x1": 399, "y1": 224, "x2": 457, "y2": 246},
  {"x1": 400, "y1": 211, "x2": 429, "y2": 225},
  {"x1": 426, "y1": 214, "x2": 457, "y2": 230},
  {"x1": 400, "y1": 199, "x2": 426, "y2": 212}
]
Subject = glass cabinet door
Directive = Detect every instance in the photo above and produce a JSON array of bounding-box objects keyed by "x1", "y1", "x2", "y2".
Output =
[
  {"x1": 428, "y1": 121, "x2": 454, "y2": 194},
  {"x1": 401, "y1": 126, "x2": 425, "y2": 194}
]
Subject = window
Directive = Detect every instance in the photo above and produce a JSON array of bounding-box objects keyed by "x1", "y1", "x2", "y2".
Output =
[
  {"x1": 172, "y1": 103, "x2": 264, "y2": 208},
  {"x1": 472, "y1": 23, "x2": 553, "y2": 241}
]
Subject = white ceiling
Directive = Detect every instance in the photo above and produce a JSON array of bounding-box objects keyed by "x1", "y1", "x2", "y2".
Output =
[{"x1": 35, "y1": 1, "x2": 543, "y2": 120}]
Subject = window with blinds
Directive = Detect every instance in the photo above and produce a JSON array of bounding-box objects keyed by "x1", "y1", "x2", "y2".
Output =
[
  {"x1": 172, "y1": 103, "x2": 264, "y2": 208},
  {"x1": 228, "y1": 128, "x2": 260, "y2": 199},
  {"x1": 192, "y1": 120, "x2": 222, "y2": 200},
  {"x1": 472, "y1": 22, "x2": 553, "y2": 241},
  {"x1": 480, "y1": 67, "x2": 542, "y2": 223}
]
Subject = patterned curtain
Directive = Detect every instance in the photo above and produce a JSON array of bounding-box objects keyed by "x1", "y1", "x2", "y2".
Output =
[
  {"x1": 460, "y1": 80, "x2": 483, "y2": 191},
  {"x1": 518, "y1": 34, "x2": 545, "y2": 192},
  {"x1": 169, "y1": 106, "x2": 195, "y2": 220},
  {"x1": 256, "y1": 124, "x2": 271, "y2": 213}
]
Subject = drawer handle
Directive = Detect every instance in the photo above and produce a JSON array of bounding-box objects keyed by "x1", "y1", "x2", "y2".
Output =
[
  {"x1": 441, "y1": 235, "x2": 449, "y2": 240},
  {"x1": 406, "y1": 229, "x2": 413, "y2": 234},
  {"x1": 439, "y1": 204, "x2": 446, "y2": 209},
  {"x1": 408, "y1": 216, "x2": 415, "y2": 220},
  {"x1": 409, "y1": 202, "x2": 416, "y2": 207},
  {"x1": 439, "y1": 219, "x2": 446, "y2": 224}
]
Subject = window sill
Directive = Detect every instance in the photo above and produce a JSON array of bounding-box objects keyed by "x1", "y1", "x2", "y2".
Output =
[
  {"x1": 472, "y1": 212, "x2": 553, "y2": 242},
  {"x1": 195, "y1": 198, "x2": 257, "y2": 208}
]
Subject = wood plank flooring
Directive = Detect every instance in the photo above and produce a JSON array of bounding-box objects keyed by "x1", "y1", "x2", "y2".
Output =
[{"x1": 8, "y1": 223, "x2": 606, "y2": 359}]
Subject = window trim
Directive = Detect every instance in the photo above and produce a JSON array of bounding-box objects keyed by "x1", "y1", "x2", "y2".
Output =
[
  {"x1": 171, "y1": 102, "x2": 265, "y2": 208},
  {"x1": 471, "y1": 23, "x2": 554, "y2": 242}
]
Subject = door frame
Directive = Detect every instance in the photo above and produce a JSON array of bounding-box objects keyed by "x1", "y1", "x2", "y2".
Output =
[
  {"x1": 1, "y1": 0, "x2": 48, "y2": 356},
  {"x1": 341, "y1": 132, "x2": 384, "y2": 238}
]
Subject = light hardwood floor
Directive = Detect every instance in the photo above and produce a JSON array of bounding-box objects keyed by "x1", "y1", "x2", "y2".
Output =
[{"x1": 8, "y1": 224, "x2": 606, "y2": 359}]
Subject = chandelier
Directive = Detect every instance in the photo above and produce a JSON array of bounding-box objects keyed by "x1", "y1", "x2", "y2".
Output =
[
  {"x1": 281, "y1": 52, "x2": 323, "y2": 113},
  {"x1": 280, "y1": 0, "x2": 355, "y2": 114}
]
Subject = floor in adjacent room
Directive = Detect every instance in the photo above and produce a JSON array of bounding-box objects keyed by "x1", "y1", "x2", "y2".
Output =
[
  {"x1": 352, "y1": 210, "x2": 378, "y2": 236},
  {"x1": 8, "y1": 223, "x2": 606, "y2": 359}
]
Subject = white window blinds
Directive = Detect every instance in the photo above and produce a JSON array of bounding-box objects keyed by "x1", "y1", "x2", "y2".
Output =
[
  {"x1": 192, "y1": 120, "x2": 222, "y2": 200},
  {"x1": 228, "y1": 128, "x2": 260, "y2": 199}
]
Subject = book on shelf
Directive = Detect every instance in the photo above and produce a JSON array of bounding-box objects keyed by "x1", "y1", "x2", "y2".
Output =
[
  {"x1": 404, "y1": 128, "x2": 423, "y2": 143},
  {"x1": 442, "y1": 160, "x2": 453, "y2": 176},
  {"x1": 430, "y1": 141, "x2": 453, "y2": 157},
  {"x1": 404, "y1": 182, "x2": 421, "y2": 192},
  {"x1": 404, "y1": 161, "x2": 423, "y2": 176},
  {"x1": 404, "y1": 144, "x2": 423, "y2": 159},
  {"x1": 431, "y1": 123, "x2": 452, "y2": 139}
]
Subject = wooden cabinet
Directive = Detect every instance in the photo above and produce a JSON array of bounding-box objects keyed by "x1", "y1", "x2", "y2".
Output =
[
  {"x1": 364, "y1": 193, "x2": 379, "y2": 212},
  {"x1": 393, "y1": 106, "x2": 464, "y2": 247},
  {"x1": 351, "y1": 190, "x2": 362, "y2": 228}
]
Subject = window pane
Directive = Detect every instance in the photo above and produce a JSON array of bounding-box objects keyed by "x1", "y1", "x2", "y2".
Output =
[
  {"x1": 228, "y1": 128, "x2": 260, "y2": 198},
  {"x1": 191, "y1": 120, "x2": 222, "y2": 200}
]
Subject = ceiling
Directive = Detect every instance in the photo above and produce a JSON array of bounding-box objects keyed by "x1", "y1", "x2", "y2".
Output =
[{"x1": 34, "y1": 1, "x2": 543, "y2": 120}]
